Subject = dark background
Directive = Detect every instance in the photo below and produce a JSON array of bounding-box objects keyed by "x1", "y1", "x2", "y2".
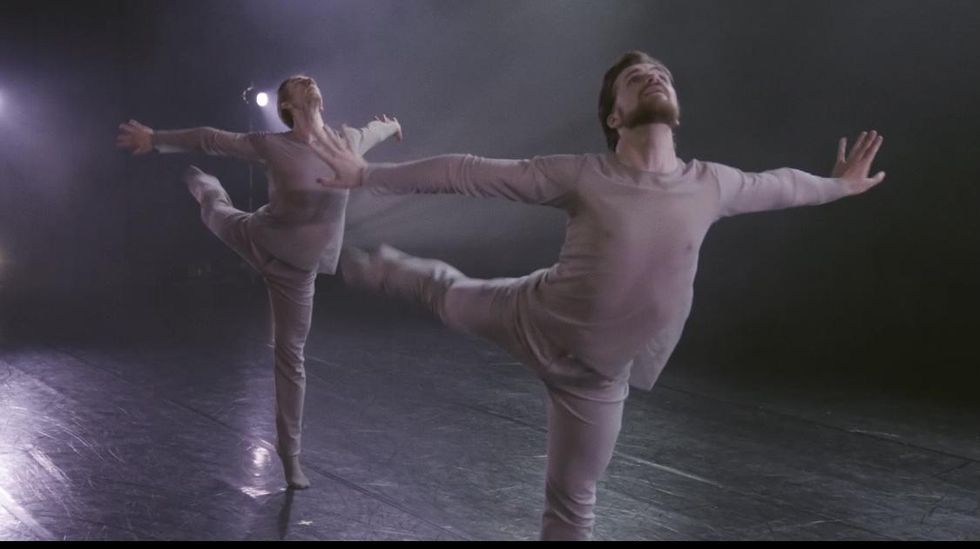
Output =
[{"x1": 1, "y1": 0, "x2": 977, "y2": 397}]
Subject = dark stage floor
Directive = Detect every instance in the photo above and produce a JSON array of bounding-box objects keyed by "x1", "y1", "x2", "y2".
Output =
[{"x1": 1, "y1": 280, "x2": 977, "y2": 541}]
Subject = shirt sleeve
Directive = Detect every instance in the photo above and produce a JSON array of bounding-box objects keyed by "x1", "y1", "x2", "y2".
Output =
[
  {"x1": 151, "y1": 127, "x2": 262, "y2": 162},
  {"x1": 711, "y1": 162, "x2": 848, "y2": 218},
  {"x1": 342, "y1": 120, "x2": 400, "y2": 156},
  {"x1": 362, "y1": 154, "x2": 581, "y2": 207}
]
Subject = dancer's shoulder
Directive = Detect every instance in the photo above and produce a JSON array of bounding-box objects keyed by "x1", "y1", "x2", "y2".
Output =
[
  {"x1": 688, "y1": 158, "x2": 736, "y2": 179},
  {"x1": 528, "y1": 153, "x2": 595, "y2": 180}
]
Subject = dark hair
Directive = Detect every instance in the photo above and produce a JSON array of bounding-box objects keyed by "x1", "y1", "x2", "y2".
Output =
[
  {"x1": 597, "y1": 51, "x2": 671, "y2": 151},
  {"x1": 277, "y1": 75, "x2": 313, "y2": 129}
]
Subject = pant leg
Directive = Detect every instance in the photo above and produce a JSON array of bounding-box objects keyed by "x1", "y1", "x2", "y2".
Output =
[
  {"x1": 342, "y1": 245, "x2": 628, "y2": 540},
  {"x1": 339, "y1": 245, "x2": 526, "y2": 355},
  {"x1": 184, "y1": 165, "x2": 265, "y2": 272},
  {"x1": 539, "y1": 374, "x2": 629, "y2": 541},
  {"x1": 186, "y1": 166, "x2": 316, "y2": 457},
  {"x1": 262, "y1": 259, "x2": 316, "y2": 457}
]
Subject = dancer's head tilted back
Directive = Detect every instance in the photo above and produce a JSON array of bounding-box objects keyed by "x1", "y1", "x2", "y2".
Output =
[
  {"x1": 598, "y1": 51, "x2": 681, "y2": 151},
  {"x1": 277, "y1": 75, "x2": 324, "y2": 128}
]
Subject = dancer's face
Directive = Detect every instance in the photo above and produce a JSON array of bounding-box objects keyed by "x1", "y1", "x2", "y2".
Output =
[
  {"x1": 285, "y1": 77, "x2": 324, "y2": 115},
  {"x1": 609, "y1": 62, "x2": 680, "y2": 130}
]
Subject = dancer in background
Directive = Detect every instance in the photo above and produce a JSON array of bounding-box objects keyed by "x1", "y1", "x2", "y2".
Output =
[{"x1": 116, "y1": 75, "x2": 402, "y2": 489}]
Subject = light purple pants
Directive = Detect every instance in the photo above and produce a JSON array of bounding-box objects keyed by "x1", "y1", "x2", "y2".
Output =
[
  {"x1": 186, "y1": 166, "x2": 315, "y2": 458},
  {"x1": 340, "y1": 245, "x2": 629, "y2": 541}
]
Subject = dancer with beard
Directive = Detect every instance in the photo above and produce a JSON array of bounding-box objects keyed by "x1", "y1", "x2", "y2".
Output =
[
  {"x1": 116, "y1": 75, "x2": 402, "y2": 489},
  {"x1": 312, "y1": 50, "x2": 886, "y2": 539}
]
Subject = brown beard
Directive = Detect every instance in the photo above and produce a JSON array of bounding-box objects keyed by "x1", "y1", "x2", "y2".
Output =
[{"x1": 624, "y1": 96, "x2": 680, "y2": 129}]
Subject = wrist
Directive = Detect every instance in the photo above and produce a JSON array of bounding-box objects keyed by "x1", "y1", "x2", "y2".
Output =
[{"x1": 839, "y1": 177, "x2": 859, "y2": 196}]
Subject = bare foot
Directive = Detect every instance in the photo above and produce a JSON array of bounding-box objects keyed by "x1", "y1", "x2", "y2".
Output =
[{"x1": 282, "y1": 455, "x2": 310, "y2": 489}]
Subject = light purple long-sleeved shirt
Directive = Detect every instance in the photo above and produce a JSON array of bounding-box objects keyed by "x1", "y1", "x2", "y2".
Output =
[
  {"x1": 153, "y1": 121, "x2": 398, "y2": 273},
  {"x1": 363, "y1": 153, "x2": 848, "y2": 390}
]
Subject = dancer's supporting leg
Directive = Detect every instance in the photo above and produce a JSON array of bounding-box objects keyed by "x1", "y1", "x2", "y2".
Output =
[
  {"x1": 263, "y1": 259, "x2": 315, "y2": 489},
  {"x1": 340, "y1": 245, "x2": 628, "y2": 540},
  {"x1": 539, "y1": 375, "x2": 626, "y2": 540},
  {"x1": 186, "y1": 166, "x2": 313, "y2": 489}
]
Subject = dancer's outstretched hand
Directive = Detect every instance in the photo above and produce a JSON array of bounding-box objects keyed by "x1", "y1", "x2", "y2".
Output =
[
  {"x1": 832, "y1": 130, "x2": 886, "y2": 195},
  {"x1": 311, "y1": 126, "x2": 367, "y2": 189},
  {"x1": 116, "y1": 119, "x2": 155, "y2": 155},
  {"x1": 375, "y1": 113, "x2": 403, "y2": 142}
]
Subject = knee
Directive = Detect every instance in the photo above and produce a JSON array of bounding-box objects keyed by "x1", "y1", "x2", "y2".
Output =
[
  {"x1": 436, "y1": 280, "x2": 470, "y2": 331},
  {"x1": 274, "y1": 343, "x2": 306, "y2": 376},
  {"x1": 546, "y1": 469, "x2": 599, "y2": 511}
]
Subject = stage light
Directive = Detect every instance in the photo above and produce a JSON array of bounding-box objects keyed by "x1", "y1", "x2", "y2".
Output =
[{"x1": 242, "y1": 86, "x2": 271, "y2": 109}]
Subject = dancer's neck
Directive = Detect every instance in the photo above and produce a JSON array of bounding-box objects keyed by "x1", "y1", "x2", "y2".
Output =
[
  {"x1": 615, "y1": 123, "x2": 678, "y2": 174},
  {"x1": 290, "y1": 111, "x2": 328, "y2": 144}
]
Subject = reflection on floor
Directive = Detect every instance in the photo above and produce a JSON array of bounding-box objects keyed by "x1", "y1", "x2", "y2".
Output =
[{"x1": 1, "y1": 282, "x2": 977, "y2": 540}]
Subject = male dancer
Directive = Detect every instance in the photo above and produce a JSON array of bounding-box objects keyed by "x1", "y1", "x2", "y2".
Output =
[
  {"x1": 311, "y1": 50, "x2": 885, "y2": 539},
  {"x1": 116, "y1": 75, "x2": 402, "y2": 489}
]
